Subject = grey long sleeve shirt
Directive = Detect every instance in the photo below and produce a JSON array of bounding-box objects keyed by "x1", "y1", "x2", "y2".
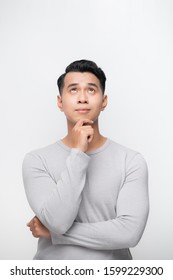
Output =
[{"x1": 22, "y1": 138, "x2": 149, "y2": 260}]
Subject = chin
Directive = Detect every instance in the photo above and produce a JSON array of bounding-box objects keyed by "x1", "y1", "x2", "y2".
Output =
[{"x1": 67, "y1": 115, "x2": 98, "y2": 125}]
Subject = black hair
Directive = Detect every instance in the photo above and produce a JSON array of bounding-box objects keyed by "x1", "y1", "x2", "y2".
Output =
[{"x1": 57, "y1": 59, "x2": 106, "y2": 95}]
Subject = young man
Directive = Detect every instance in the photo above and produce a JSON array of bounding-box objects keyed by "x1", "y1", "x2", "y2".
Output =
[{"x1": 22, "y1": 59, "x2": 149, "y2": 260}]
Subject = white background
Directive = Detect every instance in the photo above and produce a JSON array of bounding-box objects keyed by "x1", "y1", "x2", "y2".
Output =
[{"x1": 0, "y1": 0, "x2": 173, "y2": 260}]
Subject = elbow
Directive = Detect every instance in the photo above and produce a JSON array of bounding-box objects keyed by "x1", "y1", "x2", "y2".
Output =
[
  {"x1": 50, "y1": 222, "x2": 72, "y2": 235},
  {"x1": 44, "y1": 216, "x2": 73, "y2": 235},
  {"x1": 49, "y1": 220, "x2": 72, "y2": 235},
  {"x1": 129, "y1": 214, "x2": 149, "y2": 248},
  {"x1": 40, "y1": 208, "x2": 73, "y2": 235},
  {"x1": 126, "y1": 223, "x2": 147, "y2": 248},
  {"x1": 121, "y1": 212, "x2": 149, "y2": 248},
  {"x1": 127, "y1": 233, "x2": 141, "y2": 248},
  {"x1": 114, "y1": 224, "x2": 145, "y2": 249},
  {"x1": 115, "y1": 232, "x2": 140, "y2": 249}
]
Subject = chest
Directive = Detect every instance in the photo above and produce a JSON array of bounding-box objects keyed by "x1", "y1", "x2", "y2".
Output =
[{"x1": 82, "y1": 156, "x2": 124, "y2": 207}]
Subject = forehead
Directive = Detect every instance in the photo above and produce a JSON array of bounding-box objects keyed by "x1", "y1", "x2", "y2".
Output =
[{"x1": 64, "y1": 72, "x2": 100, "y2": 87}]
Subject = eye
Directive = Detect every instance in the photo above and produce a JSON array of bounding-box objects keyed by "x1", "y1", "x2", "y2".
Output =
[
  {"x1": 88, "y1": 88, "x2": 95, "y2": 94},
  {"x1": 70, "y1": 88, "x2": 78, "y2": 93}
]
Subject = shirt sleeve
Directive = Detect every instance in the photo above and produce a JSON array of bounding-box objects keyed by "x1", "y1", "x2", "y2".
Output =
[
  {"x1": 51, "y1": 153, "x2": 149, "y2": 250},
  {"x1": 22, "y1": 148, "x2": 90, "y2": 235}
]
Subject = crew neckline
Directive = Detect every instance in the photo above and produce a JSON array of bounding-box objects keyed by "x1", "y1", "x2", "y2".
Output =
[{"x1": 57, "y1": 138, "x2": 111, "y2": 155}]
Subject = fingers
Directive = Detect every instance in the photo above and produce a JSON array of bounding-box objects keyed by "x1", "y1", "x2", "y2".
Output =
[
  {"x1": 26, "y1": 216, "x2": 50, "y2": 239},
  {"x1": 71, "y1": 119, "x2": 94, "y2": 152},
  {"x1": 26, "y1": 216, "x2": 37, "y2": 226},
  {"x1": 75, "y1": 119, "x2": 93, "y2": 127},
  {"x1": 88, "y1": 133, "x2": 94, "y2": 143},
  {"x1": 73, "y1": 119, "x2": 94, "y2": 139},
  {"x1": 26, "y1": 216, "x2": 40, "y2": 238},
  {"x1": 27, "y1": 219, "x2": 33, "y2": 227},
  {"x1": 26, "y1": 216, "x2": 40, "y2": 232}
]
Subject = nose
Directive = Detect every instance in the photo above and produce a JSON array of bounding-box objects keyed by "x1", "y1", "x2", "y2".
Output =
[{"x1": 77, "y1": 90, "x2": 88, "y2": 103}]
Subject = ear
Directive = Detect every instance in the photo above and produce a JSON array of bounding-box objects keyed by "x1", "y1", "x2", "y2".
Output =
[
  {"x1": 57, "y1": 95, "x2": 63, "y2": 111},
  {"x1": 101, "y1": 95, "x2": 108, "y2": 111}
]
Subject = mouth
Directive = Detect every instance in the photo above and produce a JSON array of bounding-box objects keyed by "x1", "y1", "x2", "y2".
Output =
[{"x1": 75, "y1": 109, "x2": 91, "y2": 113}]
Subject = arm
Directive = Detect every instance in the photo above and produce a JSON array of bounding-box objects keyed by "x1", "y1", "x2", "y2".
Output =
[
  {"x1": 23, "y1": 119, "x2": 94, "y2": 235},
  {"x1": 22, "y1": 148, "x2": 90, "y2": 235},
  {"x1": 51, "y1": 153, "x2": 149, "y2": 249}
]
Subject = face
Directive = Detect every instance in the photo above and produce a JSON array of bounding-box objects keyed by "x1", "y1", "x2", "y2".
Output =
[{"x1": 57, "y1": 72, "x2": 107, "y2": 125}]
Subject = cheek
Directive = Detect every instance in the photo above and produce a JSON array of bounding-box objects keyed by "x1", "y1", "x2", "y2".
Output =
[
  {"x1": 92, "y1": 99, "x2": 103, "y2": 110},
  {"x1": 62, "y1": 98, "x2": 75, "y2": 110}
]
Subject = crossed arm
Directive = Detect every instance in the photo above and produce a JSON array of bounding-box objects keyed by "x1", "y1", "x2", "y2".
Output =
[{"x1": 25, "y1": 152, "x2": 149, "y2": 250}]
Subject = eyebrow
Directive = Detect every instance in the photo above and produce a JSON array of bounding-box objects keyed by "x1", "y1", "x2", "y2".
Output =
[
  {"x1": 67, "y1": 83, "x2": 98, "y2": 88},
  {"x1": 67, "y1": 83, "x2": 78, "y2": 88},
  {"x1": 87, "y1": 83, "x2": 98, "y2": 88}
]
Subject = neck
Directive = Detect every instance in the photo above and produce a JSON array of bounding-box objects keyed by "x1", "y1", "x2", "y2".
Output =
[{"x1": 62, "y1": 119, "x2": 106, "y2": 152}]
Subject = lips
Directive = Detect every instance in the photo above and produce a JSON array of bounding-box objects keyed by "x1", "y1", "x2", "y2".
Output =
[
  {"x1": 75, "y1": 108, "x2": 90, "y2": 111},
  {"x1": 75, "y1": 108, "x2": 90, "y2": 114}
]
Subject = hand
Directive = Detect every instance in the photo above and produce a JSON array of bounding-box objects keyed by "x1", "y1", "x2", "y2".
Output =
[
  {"x1": 71, "y1": 119, "x2": 94, "y2": 152},
  {"x1": 27, "y1": 216, "x2": 51, "y2": 239}
]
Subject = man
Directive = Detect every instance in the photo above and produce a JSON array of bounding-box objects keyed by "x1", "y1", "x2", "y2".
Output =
[{"x1": 22, "y1": 59, "x2": 149, "y2": 260}]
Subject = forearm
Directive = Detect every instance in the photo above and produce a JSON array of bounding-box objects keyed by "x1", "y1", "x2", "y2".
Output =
[
  {"x1": 23, "y1": 149, "x2": 90, "y2": 234},
  {"x1": 51, "y1": 153, "x2": 149, "y2": 249},
  {"x1": 51, "y1": 210, "x2": 149, "y2": 250},
  {"x1": 39, "y1": 149, "x2": 90, "y2": 234}
]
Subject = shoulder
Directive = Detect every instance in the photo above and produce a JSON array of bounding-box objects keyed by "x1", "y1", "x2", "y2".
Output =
[
  {"x1": 108, "y1": 139, "x2": 139, "y2": 158},
  {"x1": 22, "y1": 141, "x2": 61, "y2": 168},
  {"x1": 108, "y1": 139, "x2": 148, "y2": 171}
]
